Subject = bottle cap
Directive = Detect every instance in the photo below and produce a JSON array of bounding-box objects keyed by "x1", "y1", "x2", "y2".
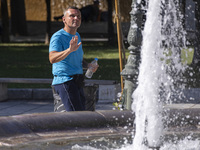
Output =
[{"x1": 94, "y1": 58, "x2": 98, "y2": 61}]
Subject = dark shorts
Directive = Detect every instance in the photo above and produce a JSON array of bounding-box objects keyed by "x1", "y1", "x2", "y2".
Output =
[{"x1": 53, "y1": 75, "x2": 86, "y2": 111}]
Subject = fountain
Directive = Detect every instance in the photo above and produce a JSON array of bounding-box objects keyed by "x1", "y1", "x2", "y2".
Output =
[
  {"x1": 131, "y1": 0, "x2": 185, "y2": 148},
  {"x1": 121, "y1": 0, "x2": 200, "y2": 149}
]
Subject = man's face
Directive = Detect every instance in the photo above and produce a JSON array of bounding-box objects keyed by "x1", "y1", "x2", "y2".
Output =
[{"x1": 63, "y1": 9, "x2": 81, "y2": 29}]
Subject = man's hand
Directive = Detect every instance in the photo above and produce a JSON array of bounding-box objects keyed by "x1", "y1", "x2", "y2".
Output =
[
  {"x1": 49, "y1": 36, "x2": 82, "y2": 64},
  {"x1": 69, "y1": 36, "x2": 82, "y2": 52}
]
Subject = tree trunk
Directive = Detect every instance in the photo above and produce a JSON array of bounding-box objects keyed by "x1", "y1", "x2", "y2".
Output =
[
  {"x1": 45, "y1": 0, "x2": 51, "y2": 45},
  {"x1": 1, "y1": 0, "x2": 10, "y2": 42},
  {"x1": 107, "y1": 0, "x2": 115, "y2": 45},
  {"x1": 180, "y1": 0, "x2": 186, "y2": 28},
  {"x1": 192, "y1": 0, "x2": 200, "y2": 65},
  {"x1": 10, "y1": 0, "x2": 27, "y2": 36}
]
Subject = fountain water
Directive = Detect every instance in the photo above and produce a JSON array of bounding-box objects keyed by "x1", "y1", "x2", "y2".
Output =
[
  {"x1": 132, "y1": 0, "x2": 165, "y2": 148},
  {"x1": 121, "y1": 0, "x2": 200, "y2": 149}
]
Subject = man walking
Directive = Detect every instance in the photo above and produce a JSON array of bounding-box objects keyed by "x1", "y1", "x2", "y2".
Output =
[{"x1": 49, "y1": 6, "x2": 98, "y2": 112}]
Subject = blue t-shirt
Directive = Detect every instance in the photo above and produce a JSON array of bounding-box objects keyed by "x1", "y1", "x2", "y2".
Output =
[{"x1": 49, "y1": 29, "x2": 83, "y2": 85}]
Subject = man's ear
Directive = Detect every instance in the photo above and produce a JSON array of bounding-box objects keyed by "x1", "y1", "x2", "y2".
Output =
[{"x1": 62, "y1": 17, "x2": 66, "y2": 24}]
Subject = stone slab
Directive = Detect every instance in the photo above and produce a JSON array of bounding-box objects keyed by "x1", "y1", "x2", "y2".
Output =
[
  {"x1": 8, "y1": 88, "x2": 33, "y2": 100},
  {"x1": 32, "y1": 88, "x2": 53, "y2": 100},
  {"x1": 98, "y1": 84, "x2": 121, "y2": 101},
  {"x1": 0, "y1": 84, "x2": 7, "y2": 101}
]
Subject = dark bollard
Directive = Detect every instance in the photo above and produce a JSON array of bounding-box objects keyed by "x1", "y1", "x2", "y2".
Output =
[{"x1": 83, "y1": 84, "x2": 98, "y2": 111}]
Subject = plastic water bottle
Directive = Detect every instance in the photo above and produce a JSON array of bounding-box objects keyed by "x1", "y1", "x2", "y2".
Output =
[{"x1": 85, "y1": 58, "x2": 98, "y2": 78}]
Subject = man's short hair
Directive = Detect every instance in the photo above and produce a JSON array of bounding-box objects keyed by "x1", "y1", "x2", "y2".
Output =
[{"x1": 63, "y1": 6, "x2": 80, "y2": 16}]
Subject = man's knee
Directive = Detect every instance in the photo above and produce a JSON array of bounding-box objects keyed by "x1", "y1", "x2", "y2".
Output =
[{"x1": 52, "y1": 86, "x2": 66, "y2": 112}]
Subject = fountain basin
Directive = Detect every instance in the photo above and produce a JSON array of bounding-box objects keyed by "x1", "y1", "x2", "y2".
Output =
[
  {"x1": 0, "y1": 110, "x2": 134, "y2": 149},
  {"x1": 0, "y1": 106, "x2": 200, "y2": 149}
]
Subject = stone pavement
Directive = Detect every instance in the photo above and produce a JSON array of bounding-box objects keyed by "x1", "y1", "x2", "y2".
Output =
[
  {"x1": 0, "y1": 79, "x2": 121, "y2": 116},
  {"x1": 1, "y1": 98, "x2": 200, "y2": 117},
  {"x1": 0, "y1": 99, "x2": 116, "y2": 117}
]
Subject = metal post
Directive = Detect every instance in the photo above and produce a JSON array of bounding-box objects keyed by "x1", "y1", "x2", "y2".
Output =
[
  {"x1": 121, "y1": 0, "x2": 145, "y2": 110},
  {"x1": 115, "y1": 0, "x2": 124, "y2": 92}
]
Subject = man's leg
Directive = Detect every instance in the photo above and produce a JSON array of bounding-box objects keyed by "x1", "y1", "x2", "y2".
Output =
[
  {"x1": 53, "y1": 80, "x2": 85, "y2": 111},
  {"x1": 52, "y1": 86, "x2": 66, "y2": 112}
]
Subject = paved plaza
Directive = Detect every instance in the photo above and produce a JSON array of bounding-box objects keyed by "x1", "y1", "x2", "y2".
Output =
[
  {"x1": 1, "y1": 98, "x2": 200, "y2": 117},
  {"x1": 0, "y1": 99, "x2": 116, "y2": 117}
]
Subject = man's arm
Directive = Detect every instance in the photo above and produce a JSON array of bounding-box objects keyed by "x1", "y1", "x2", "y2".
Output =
[
  {"x1": 49, "y1": 49, "x2": 71, "y2": 64},
  {"x1": 49, "y1": 36, "x2": 81, "y2": 64}
]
